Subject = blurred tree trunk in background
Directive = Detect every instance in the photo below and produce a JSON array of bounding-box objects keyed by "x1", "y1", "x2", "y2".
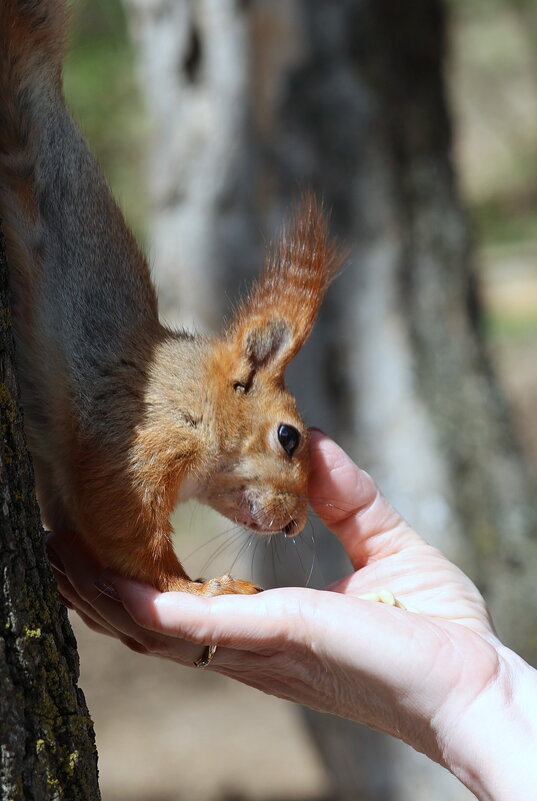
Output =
[
  {"x1": 120, "y1": 0, "x2": 259, "y2": 331},
  {"x1": 122, "y1": 1, "x2": 537, "y2": 799},
  {"x1": 0, "y1": 233, "x2": 101, "y2": 801},
  {"x1": 510, "y1": 0, "x2": 537, "y2": 71}
]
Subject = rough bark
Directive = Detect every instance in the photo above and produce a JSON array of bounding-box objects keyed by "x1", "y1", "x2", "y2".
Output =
[
  {"x1": 0, "y1": 230, "x2": 101, "y2": 801},
  {"x1": 120, "y1": 1, "x2": 537, "y2": 799}
]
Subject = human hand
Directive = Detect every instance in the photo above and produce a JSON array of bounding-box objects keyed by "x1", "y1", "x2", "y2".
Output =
[{"x1": 47, "y1": 431, "x2": 537, "y2": 800}]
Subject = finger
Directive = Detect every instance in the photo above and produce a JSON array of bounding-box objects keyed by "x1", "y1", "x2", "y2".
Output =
[
  {"x1": 46, "y1": 529, "x2": 104, "y2": 576},
  {"x1": 58, "y1": 593, "x2": 74, "y2": 610},
  {"x1": 308, "y1": 430, "x2": 424, "y2": 569},
  {"x1": 51, "y1": 565, "x2": 120, "y2": 637},
  {"x1": 114, "y1": 577, "x2": 436, "y2": 702},
  {"x1": 115, "y1": 578, "x2": 316, "y2": 655},
  {"x1": 47, "y1": 554, "x2": 96, "y2": 619},
  {"x1": 47, "y1": 531, "x2": 146, "y2": 638},
  {"x1": 47, "y1": 531, "x2": 116, "y2": 627},
  {"x1": 74, "y1": 608, "x2": 150, "y2": 656},
  {"x1": 75, "y1": 608, "x2": 116, "y2": 638},
  {"x1": 47, "y1": 530, "x2": 125, "y2": 615},
  {"x1": 47, "y1": 531, "x2": 224, "y2": 663},
  {"x1": 81, "y1": 570, "x2": 205, "y2": 661}
]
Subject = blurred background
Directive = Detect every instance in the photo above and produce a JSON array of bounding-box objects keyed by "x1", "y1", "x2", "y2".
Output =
[{"x1": 63, "y1": 1, "x2": 537, "y2": 799}]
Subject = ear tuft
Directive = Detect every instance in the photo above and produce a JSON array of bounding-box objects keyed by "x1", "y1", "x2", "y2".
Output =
[
  {"x1": 226, "y1": 194, "x2": 345, "y2": 373},
  {"x1": 246, "y1": 320, "x2": 291, "y2": 369}
]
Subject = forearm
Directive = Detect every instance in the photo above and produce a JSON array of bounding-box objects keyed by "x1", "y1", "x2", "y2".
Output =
[{"x1": 441, "y1": 646, "x2": 537, "y2": 801}]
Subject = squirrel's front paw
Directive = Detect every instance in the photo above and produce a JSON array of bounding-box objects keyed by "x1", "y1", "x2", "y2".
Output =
[
  {"x1": 160, "y1": 574, "x2": 262, "y2": 595},
  {"x1": 198, "y1": 574, "x2": 263, "y2": 596}
]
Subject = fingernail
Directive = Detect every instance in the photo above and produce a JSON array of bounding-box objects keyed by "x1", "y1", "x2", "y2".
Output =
[
  {"x1": 46, "y1": 544, "x2": 66, "y2": 575},
  {"x1": 94, "y1": 577, "x2": 121, "y2": 601},
  {"x1": 309, "y1": 427, "x2": 326, "y2": 435}
]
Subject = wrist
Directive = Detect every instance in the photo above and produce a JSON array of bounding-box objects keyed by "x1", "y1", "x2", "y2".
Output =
[{"x1": 440, "y1": 644, "x2": 537, "y2": 801}]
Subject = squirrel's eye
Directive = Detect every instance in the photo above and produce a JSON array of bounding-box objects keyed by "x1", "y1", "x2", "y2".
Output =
[{"x1": 277, "y1": 423, "x2": 300, "y2": 457}]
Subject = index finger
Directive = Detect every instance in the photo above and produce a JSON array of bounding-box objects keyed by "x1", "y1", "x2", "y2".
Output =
[
  {"x1": 114, "y1": 579, "x2": 315, "y2": 655},
  {"x1": 308, "y1": 430, "x2": 424, "y2": 569}
]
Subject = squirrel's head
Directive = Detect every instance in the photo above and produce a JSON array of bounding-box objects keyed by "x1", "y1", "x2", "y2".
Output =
[{"x1": 192, "y1": 196, "x2": 343, "y2": 538}]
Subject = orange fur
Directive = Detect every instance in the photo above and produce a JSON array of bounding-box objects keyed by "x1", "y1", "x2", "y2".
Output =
[
  {"x1": 0, "y1": 1, "x2": 343, "y2": 596},
  {"x1": 228, "y1": 197, "x2": 344, "y2": 370}
]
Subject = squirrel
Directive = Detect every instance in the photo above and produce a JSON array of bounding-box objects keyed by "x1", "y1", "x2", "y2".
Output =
[{"x1": 0, "y1": 0, "x2": 342, "y2": 595}]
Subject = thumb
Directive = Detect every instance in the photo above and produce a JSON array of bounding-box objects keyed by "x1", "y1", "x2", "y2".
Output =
[{"x1": 308, "y1": 430, "x2": 423, "y2": 569}]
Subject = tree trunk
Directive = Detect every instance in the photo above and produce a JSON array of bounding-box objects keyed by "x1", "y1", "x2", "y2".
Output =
[
  {"x1": 263, "y1": 3, "x2": 537, "y2": 796},
  {"x1": 122, "y1": 0, "x2": 260, "y2": 331},
  {"x1": 0, "y1": 230, "x2": 101, "y2": 801},
  {"x1": 121, "y1": 1, "x2": 537, "y2": 799},
  {"x1": 342, "y1": 0, "x2": 537, "y2": 647}
]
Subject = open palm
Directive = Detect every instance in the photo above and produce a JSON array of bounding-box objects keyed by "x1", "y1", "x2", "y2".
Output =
[
  {"x1": 48, "y1": 431, "x2": 504, "y2": 765},
  {"x1": 47, "y1": 431, "x2": 537, "y2": 798}
]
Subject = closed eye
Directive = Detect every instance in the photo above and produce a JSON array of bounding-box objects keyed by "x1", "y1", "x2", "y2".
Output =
[{"x1": 233, "y1": 373, "x2": 254, "y2": 394}]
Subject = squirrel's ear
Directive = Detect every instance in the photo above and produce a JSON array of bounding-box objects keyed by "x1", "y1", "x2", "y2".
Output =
[
  {"x1": 244, "y1": 319, "x2": 292, "y2": 370},
  {"x1": 226, "y1": 195, "x2": 344, "y2": 375}
]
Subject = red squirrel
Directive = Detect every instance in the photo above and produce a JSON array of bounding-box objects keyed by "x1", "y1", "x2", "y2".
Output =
[{"x1": 0, "y1": 0, "x2": 342, "y2": 595}]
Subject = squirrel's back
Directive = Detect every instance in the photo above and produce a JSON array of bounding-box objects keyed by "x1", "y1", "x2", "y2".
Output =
[
  {"x1": 0, "y1": 0, "x2": 66, "y2": 294},
  {"x1": 0, "y1": 0, "x2": 160, "y2": 423},
  {"x1": 0, "y1": 1, "x2": 67, "y2": 98}
]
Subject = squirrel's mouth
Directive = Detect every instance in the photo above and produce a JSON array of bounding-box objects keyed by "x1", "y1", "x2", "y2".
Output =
[
  {"x1": 282, "y1": 518, "x2": 300, "y2": 536},
  {"x1": 230, "y1": 489, "x2": 305, "y2": 537},
  {"x1": 236, "y1": 515, "x2": 299, "y2": 537},
  {"x1": 203, "y1": 484, "x2": 307, "y2": 537}
]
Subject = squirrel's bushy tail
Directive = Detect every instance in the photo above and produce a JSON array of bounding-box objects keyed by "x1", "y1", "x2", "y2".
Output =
[
  {"x1": 0, "y1": 0, "x2": 68, "y2": 296},
  {"x1": 0, "y1": 0, "x2": 67, "y2": 157}
]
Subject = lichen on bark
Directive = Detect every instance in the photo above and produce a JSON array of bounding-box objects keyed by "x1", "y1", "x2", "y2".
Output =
[{"x1": 0, "y1": 227, "x2": 101, "y2": 801}]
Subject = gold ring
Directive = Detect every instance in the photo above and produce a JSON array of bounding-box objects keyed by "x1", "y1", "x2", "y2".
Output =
[{"x1": 194, "y1": 643, "x2": 217, "y2": 668}]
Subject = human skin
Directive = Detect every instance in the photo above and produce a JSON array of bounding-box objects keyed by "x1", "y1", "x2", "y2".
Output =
[{"x1": 46, "y1": 430, "x2": 537, "y2": 800}]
